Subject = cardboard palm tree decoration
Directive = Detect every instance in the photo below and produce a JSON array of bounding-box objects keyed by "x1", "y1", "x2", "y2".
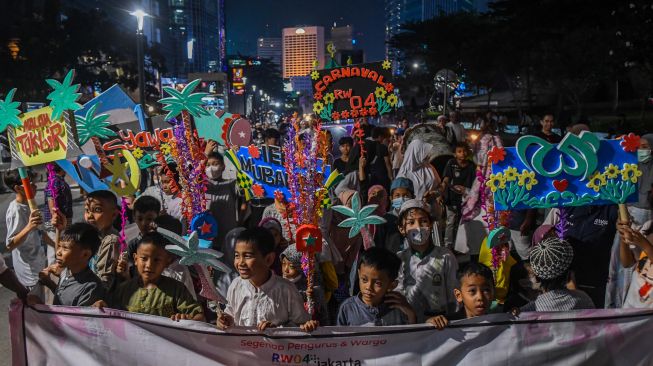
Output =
[
  {"x1": 332, "y1": 192, "x2": 387, "y2": 249},
  {"x1": 158, "y1": 228, "x2": 230, "y2": 303},
  {"x1": 76, "y1": 103, "x2": 116, "y2": 176},
  {"x1": 0, "y1": 88, "x2": 22, "y2": 132},
  {"x1": 158, "y1": 79, "x2": 210, "y2": 222}
]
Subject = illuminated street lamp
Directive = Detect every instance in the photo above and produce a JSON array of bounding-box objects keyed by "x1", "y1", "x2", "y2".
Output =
[{"x1": 130, "y1": 9, "x2": 150, "y2": 130}]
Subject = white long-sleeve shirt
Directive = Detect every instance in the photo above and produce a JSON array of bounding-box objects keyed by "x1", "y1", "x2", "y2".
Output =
[
  {"x1": 224, "y1": 272, "x2": 310, "y2": 327},
  {"x1": 395, "y1": 245, "x2": 458, "y2": 322}
]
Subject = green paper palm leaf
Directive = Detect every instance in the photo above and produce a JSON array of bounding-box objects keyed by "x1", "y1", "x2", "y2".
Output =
[
  {"x1": 0, "y1": 88, "x2": 22, "y2": 132},
  {"x1": 333, "y1": 192, "x2": 387, "y2": 238},
  {"x1": 159, "y1": 229, "x2": 230, "y2": 273},
  {"x1": 159, "y1": 79, "x2": 209, "y2": 120},
  {"x1": 46, "y1": 69, "x2": 82, "y2": 121},
  {"x1": 76, "y1": 103, "x2": 115, "y2": 145}
]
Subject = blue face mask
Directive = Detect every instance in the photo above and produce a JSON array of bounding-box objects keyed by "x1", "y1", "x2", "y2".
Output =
[
  {"x1": 392, "y1": 197, "x2": 408, "y2": 210},
  {"x1": 638, "y1": 149, "x2": 652, "y2": 163}
]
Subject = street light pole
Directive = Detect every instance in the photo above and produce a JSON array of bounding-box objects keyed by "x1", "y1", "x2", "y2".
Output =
[{"x1": 131, "y1": 10, "x2": 150, "y2": 131}]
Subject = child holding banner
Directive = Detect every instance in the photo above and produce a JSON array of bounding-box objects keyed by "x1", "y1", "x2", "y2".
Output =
[
  {"x1": 94, "y1": 232, "x2": 204, "y2": 321},
  {"x1": 395, "y1": 199, "x2": 458, "y2": 322},
  {"x1": 217, "y1": 228, "x2": 318, "y2": 331},
  {"x1": 427, "y1": 262, "x2": 496, "y2": 329},
  {"x1": 33, "y1": 223, "x2": 105, "y2": 307},
  {"x1": 337, "y1": 247, "x2": 416, "y2": 326}
]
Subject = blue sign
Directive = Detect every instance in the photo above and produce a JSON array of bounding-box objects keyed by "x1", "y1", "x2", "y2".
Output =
[
  {"x1": 490, "y1": 132, "x2": 639, "y2": 210},
  {"x1": 235, "y1": 145, "x2": 331, "y2": 200}
]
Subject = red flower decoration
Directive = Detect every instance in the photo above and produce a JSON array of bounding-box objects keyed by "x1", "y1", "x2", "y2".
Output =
[
  {"x1": 360, "y1": 108, "x2": 369, "y2": 117},
  {"x1": 252, "y1": 184, "x2": 265, "y2": 198},
  {"x1": 368, "y1": 107, "x2": 378, "y2": 116},
  {"x1": 340, "y1": 110, "x2": 350, "y2": 119},
  {"x1": 487, "y1": 146, "x2": 506, "y2": 164},
  {"x1": 351, "y1": 109, "x2": 359, "y2": 118},
  {"x1": 331, "y1": 111, "x2": 341, "y2": 121},
  {"x1": 620, "y1": 133, "x2": 640, "y2": 152},
  {"x1": 248, "y1": 145, "x2": 260, "y2": 159},
  {"x1": 314, "y1": 91, "x2": 323, "y2": 101},
  {"x1": 384, "y1": 83, "x2": 395, "y2": 93}
]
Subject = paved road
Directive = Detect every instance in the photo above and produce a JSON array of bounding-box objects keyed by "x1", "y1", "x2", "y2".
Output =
[{"x1": 0, "y1": 287, "x2": 13, "y2": 366}]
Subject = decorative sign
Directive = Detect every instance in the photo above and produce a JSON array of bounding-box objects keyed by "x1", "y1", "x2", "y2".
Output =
[
  {"x1": 56, "y1": 155, "x2": 109, "y2": 193},
  {"x1": 489, "y1": 132, "x2": 640, "y2": 210},
  {"x1": 195, "y1": 109, "x2": 251, "y2": 147},
  {"x1": 233, "y1": 145, "x2": 331, "y2": 200},
  {"x1": 102, "y1": 128, "x2": 174, "y2": 152},
  {"x1": 310, "y1": 60, "x2": 398, "y2": 122},
  {"x1": 190, "y1": 211, "x2": 218, "y2": 242},
  {"x1": 8, "y1": 107, "x2": 81, "y2": 167}
]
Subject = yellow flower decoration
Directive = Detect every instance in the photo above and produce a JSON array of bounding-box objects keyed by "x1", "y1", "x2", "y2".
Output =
[
  {"x1": 504, "y1": 167, "x2": 519, "y2": 182},
  {"x1": 386, "y1": 94, "x2": 398, "y2": 107},
  {"x1": 160, "y1": 143, "x2": 171, "y2": 155},
  {"x1": 132, "y1": 148, "x2": 144, "y2": 159},
  {"x1": 486, "y1": 173, "x2": 506, "y2": 192},
  {"x1": 605, "y1": 164, "x2": 620, "y2": 179},
  {"x1": 517, "y1": 170, "x2": 538, "y2": 191},
  {"x1": 586, "y1": 171, "x2": 607, "y2": 192},
  {"x1": 375, "y1": 86, "x2": 387, "y2": 99},
  {"x1": 313, "y1": 101, "x2": 324, "y2": 114},
  {"x1": 621, "y1": 163, "x2": 642, "y2": 183},
  {"x1": 323, "y1": 92, "x2": 335, "y2": 104},
  {"x1": 310, "y1": 70, "x2": 320, "y2": 80},
  {"x1": 382, "y1": 60, "x2": 392, "y2": 70}
]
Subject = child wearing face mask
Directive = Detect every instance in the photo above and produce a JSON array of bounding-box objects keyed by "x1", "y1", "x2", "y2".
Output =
[
  {"x1": 394, "y1": 199, "x2": 458, "y2": 322},
  {"x1": 375, "y1": 178, "x2": 415, "y2": 254},
  {"x1": 205, "y1": 149, "x2": 247, "y2": 250}
]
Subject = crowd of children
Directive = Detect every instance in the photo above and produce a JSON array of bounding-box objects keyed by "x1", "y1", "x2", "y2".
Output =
[{"x1": 2, "y1": 117, "x2": 653, "y2": 338}]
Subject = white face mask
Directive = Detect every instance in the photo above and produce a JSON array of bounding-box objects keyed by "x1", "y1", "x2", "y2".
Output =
[
  {"x1": 205, "y1": 165, "x2": 223, "y2": 180},
  {"x1": 406, "y1": 227, "x2": 431, "y2": 247}
]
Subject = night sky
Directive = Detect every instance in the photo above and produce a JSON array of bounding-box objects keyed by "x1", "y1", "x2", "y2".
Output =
[{"x1": 225, "y1": 0, "x2": 386, "y2": 61}]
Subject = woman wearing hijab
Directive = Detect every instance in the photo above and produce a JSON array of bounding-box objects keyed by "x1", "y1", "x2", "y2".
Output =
[{"x1": 396, "y1": 139, "x2": 441, "y2": 202}]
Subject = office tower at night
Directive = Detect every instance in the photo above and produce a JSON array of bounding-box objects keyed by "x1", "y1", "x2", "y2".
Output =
[
  {"x1": 282, "y1": 26, "x2": 325, "y2": 79},
  {"x1": 168, "y1": 0, "x2": 226, "y2": 77},
  {"x1": 330, "y1": 25, "x2": 354, "y2": 52},
  {"x1": 257, "y1": 37, "x2": 282, "y2": 66}
]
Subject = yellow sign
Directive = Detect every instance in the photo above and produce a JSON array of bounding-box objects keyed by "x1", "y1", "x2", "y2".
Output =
[{"x1": 13, "y1": 107, "x2": 68, "y2": 166}]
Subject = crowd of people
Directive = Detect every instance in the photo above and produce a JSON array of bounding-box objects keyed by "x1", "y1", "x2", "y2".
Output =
[{"x1": 1, "y1": 112, "x2": 652, "y2": 338}]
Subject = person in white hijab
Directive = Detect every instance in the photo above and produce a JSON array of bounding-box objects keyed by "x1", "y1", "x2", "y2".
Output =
[{"x1": 397, "y1": 139, "x2": 441, "y2": 201}]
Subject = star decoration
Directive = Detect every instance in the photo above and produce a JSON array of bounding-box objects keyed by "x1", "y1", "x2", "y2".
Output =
[
  {"x1": 304, "y1": 234, "x2": 317, "y2": 247},
  {"x1": 76, "y1": 103, "x2": 115, "y2": 145},
  {"x1": 200, "y1": 221, "x2": 213, "y2": 235},
  {"x1": 0, "y1": 88, "x2": 22, "y2": 133},
  {"x1": 382, "y1": 59, "x2": 392, "y2": 70},
  {"x1": 159, "y1": 79, "x2": 209, "y2": 120},
  {"x1": 239, "y1": 131, "x2": 246, "y2": 138},
  {"x1": 46, "y1": 69, "x2": 82, "y2": 121}
]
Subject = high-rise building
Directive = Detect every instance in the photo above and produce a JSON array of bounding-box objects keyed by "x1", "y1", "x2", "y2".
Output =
[
  {"x1": 282, "y1": 26, "x2": 325, "y2": 79},
  {"x1": 168, "y1": 0, "x2": 226, "y2": 78},
  {"x1": 330, "y1": 25, "x2": 353, "y2": 52},
  {"x1": 257, "y1": 37, "x2": 282, "y2": 66}
]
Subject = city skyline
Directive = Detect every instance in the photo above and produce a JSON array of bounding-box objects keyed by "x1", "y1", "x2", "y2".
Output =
[{"x1": 225, "y1": 0, "x2": 386, "y2": 61}]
